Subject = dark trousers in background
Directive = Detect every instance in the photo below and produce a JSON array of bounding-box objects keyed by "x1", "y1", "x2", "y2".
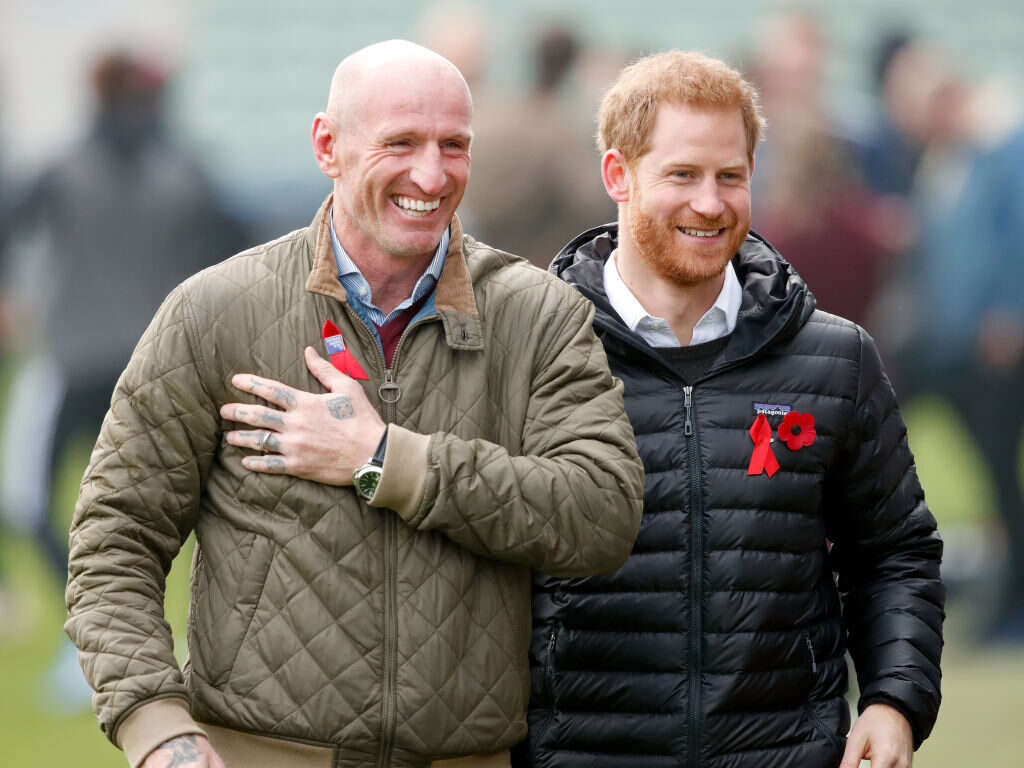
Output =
[
  {"x1": 34, "y1": 373, "x2": 118, "y2": 586},
  {"x1": 949, "y1": 359, "x2": 1024, "y2": 635}
]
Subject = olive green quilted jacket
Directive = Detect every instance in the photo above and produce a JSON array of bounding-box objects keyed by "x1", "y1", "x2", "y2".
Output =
[{"x1": 65, "y1": 198, "x2": 643, "y2": 767}]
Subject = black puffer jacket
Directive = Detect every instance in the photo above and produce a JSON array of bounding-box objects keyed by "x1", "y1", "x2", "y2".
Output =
[{"x1": 514, "y1": 225, "x2": 944, "y2": 768}]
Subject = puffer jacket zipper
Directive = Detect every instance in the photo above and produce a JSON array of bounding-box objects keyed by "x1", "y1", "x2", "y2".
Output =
[{"x1": 683, "y1": 384, "x2": 703, "y2": 766}]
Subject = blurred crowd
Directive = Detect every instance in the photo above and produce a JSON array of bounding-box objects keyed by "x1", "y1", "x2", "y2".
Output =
[{"x1": 0, "y1": 4, "x2": 1022, "y2": 714}]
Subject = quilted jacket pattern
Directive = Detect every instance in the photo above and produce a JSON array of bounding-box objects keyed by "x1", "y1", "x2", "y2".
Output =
[
  {"x1": 65, "y1": 200, "x2": 644, "y2": 767},
  {"x1": 514, "y1": 225, "x2": 944, "y2": 768}
]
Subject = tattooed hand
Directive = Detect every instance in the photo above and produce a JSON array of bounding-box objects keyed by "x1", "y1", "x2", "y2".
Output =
[
  {"x1": 221, "y1": 346, "x2": 386, "y2": 486},
  {"x1": 140, "y1": 734, "x2": 225, "y2": 768}
]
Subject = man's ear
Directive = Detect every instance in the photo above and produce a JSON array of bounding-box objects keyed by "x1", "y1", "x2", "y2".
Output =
[
  {"x1": 601, "y1": 149, "x2": 632, "y2": 203},
  {"x1": 312, "y1": 112, "x2": 341, "y2": 178}
]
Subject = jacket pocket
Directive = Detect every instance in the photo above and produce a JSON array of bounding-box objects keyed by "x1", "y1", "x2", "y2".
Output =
[
  {"x1": 190, "y1": 531, "x2": 276, "y2": 686},
  {"x1": 803, "y1": 698, "x2": 847, "y2": 755}
]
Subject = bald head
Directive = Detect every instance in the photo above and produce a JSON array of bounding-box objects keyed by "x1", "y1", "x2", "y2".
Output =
[
  {"x1": 311, "y1": 39, "x2": 474, "y2": 269},
  {"x1": 326, "y1": 40, "x2": 472, "y2": 129}
]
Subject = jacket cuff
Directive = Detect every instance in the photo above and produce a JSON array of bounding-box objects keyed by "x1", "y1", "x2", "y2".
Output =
[
  {"x1": 117, "y1": 698, "x2": 207, "y2": 768},
  {"x1": 858, "y1": 694, "x2": 923, "y2": 750},
  {"x1": 370, "y1": 424, "x2": 430, "y2": 523}
]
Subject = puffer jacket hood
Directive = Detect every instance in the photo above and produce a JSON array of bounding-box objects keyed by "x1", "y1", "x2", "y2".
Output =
[{"x1": 551, "y1": 223, "x2": 816, "y2": 371}]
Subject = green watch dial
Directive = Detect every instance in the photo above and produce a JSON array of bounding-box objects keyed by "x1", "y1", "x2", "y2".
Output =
[{"x1": 353, "y1": 464, "x2": 383, "y2": 501}]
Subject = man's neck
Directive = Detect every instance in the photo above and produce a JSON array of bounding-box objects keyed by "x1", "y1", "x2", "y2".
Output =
[
  {"x1": 351, "y1": 249, "x2": 435, "y2": 314},
  {"x1": 333, "y1": 212, "x2": 437, "y2": 315},
  {"x1": 614, "y1": 243, "x2": 726, "y2": 346}
]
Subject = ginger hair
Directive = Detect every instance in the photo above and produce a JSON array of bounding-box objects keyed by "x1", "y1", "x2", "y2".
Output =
[{"x1": 597, "y1": 50, "x2": 766, "y2": 163}]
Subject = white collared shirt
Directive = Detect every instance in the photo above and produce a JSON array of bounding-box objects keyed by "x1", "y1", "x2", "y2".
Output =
[{"x1": 603, "y1": 250, "x2": 741, "y2": 347}]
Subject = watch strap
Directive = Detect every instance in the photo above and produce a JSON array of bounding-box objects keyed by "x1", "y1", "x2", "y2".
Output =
[{"x1": 372, "y1": 426, "x2": 389, "y2": 466}]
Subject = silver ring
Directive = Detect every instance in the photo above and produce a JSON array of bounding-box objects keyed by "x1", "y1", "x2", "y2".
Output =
[{"x1": 257, "y1": 430, "x2": 271, "y2": 452}]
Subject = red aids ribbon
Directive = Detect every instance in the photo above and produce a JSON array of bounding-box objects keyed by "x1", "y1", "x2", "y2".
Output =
[
  {"x1": 747, "y1": 413, "x2": 779, "y2": 477},
  {"x1": 321, "y1": 321, "x2": 369, "y2": 380},
  {"x1": 778, "y1": 411, "x2": 816, "y2": 450}
]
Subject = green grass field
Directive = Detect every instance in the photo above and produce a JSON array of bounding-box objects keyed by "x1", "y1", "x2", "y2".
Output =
[{"x1": 0, "y1": 395, "x2": 1021, "y2": 767}]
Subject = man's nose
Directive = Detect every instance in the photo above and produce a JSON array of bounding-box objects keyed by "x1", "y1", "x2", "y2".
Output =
[
  {"x1": 690, "y1": 178, "x2": 726, "y2": 219},
  {"x1": 409, "y1": 145, "x2": 446, "y2": 196}
]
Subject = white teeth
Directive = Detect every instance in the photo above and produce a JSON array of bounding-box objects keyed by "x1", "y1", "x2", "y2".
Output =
[
  {"x1": 394, "y1": 196, "x2": 440, "y2": 215},
  {"x1": 681, "y1": 227, "x2": 721, "y2": 238}
]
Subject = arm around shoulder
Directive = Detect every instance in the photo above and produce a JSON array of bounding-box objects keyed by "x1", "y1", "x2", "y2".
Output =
[{"x1": 375, "y1": 286, "x2": 644, "y2": 577}]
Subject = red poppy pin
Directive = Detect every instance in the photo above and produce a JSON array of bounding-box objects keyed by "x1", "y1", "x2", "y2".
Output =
[{"x1": 778, "y1": 411, "x2": 816, "y2": 451}]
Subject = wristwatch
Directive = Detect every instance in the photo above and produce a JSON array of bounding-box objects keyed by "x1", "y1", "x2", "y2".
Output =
[{"x1": 353, "y1": 427, "x2": 389, "y2": 501}]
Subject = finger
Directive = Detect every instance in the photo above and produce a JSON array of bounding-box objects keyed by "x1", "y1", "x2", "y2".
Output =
[
  {"x1": 230, "y1": 374, "x2": 300, "y2": 410},
  {"x1": 220, "y1": 403, "x2": 286, "y2": 429},
  {"x1": 305, "y1": 345, "x2": 348, "y2": 392},
  {"x1": 839, "y1": 729, "x2": 868, "y2": 768},
  {"x1": 226, "y1": 430, "x2": 282, "y2": 453},
  {"x1": 241, "y1": 454, "x2": 290, "y2": 474}
]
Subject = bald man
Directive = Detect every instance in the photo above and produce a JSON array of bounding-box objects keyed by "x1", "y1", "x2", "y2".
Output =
[{"x1": 65, "y1": 41, "x2": 643, "y2": 768}]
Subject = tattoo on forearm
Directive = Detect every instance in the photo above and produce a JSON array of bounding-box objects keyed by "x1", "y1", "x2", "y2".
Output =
[
  {"x1": 163, "y1": 735, "x2": 200, "y2": 767},
  {"x1": 327, "y1": 396, "x2": 355, "y2": 420}
]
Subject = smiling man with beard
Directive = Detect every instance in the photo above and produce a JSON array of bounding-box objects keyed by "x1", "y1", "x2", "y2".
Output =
[{"x1": 514, "y1": 51, "x2": 944, "y2": 768}]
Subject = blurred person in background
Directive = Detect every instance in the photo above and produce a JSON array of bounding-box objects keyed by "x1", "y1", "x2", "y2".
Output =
[
  {"x1": 65, "y1": 40, "x2": 642, "y2": 768},
  {"x1": 0, "y1": 48, "x2": 248, "y2": 705},
  {"x1": 417, "y1": 0, "x2": 489, "y2": 93},
  {"x1": 463, "y1": 21, "x2": 615, "y2": 267},
  {"x1": 912, "y1": 75, "x2": 1024, "y2": 643},
  {"x1": 514, "y1": 49, "x2": 944, "y2": 768},
  {"x1": 858, "y1": 30, "x2": 928, "y2": 200},
  {"x1": 0, "y1": 91, "x2": 19, "y2": 636},
  {"x1": 855, "y1": 32, "x2": 949, "y2": 397},
  {"x1": 860, "y1": 35, "x2": 1024, "y2": 615},
  {"x1": 750, "y1": 9, "x2": 897, "y2": 330}
]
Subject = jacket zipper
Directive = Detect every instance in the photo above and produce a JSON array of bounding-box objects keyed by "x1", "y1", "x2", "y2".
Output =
[
  {"x1": 683, "y1": 384, "x2": 703, "y2": 767},
  {"x1": 804, "y1": 632, "x2": 817, "y2": 674},
  {"x1": 342, "y1": 305, "x2": 434, "y2": 768}
]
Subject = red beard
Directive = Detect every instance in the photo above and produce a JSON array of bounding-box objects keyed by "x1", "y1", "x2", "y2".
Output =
[{"x1": 628, "y1": 199, "x2": 745, "y2": 286}]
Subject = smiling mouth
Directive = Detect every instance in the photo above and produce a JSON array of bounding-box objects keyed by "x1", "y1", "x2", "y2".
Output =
[
  {"x1": 393, "y1": 195, "x2": 441, "y2": 216},
  {"x1": 677, "y1": 226, "x2": 724, "y2": 238}
]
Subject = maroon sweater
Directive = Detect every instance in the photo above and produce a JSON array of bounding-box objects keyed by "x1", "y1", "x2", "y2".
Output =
[{"x1": 375, "y1": 291, "x2": 432, "y2": 367}]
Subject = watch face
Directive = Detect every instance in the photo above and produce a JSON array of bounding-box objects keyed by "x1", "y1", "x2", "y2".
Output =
[{"x1": 355, "y1": 466, "x2": 382, "y2": 500}]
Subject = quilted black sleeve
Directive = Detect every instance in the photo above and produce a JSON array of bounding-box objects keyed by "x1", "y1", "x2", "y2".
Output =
[{"x1": 824, "y1": 327, "x2": 945, "y2": 749}]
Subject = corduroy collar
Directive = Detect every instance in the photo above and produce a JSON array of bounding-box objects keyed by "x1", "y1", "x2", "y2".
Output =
[{"x1": 304, "y1": 194, "x2": 483, "y2": 350}]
